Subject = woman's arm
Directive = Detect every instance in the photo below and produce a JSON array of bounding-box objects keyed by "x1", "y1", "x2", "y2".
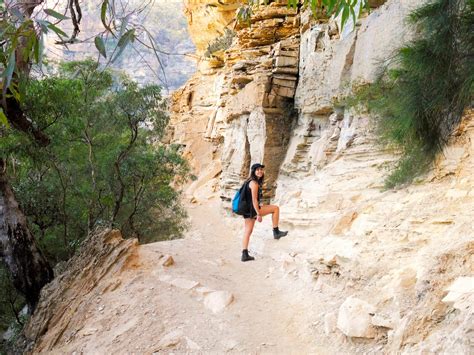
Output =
[{"x1": 249, "y1": 181, "x2": 261, "y2": 216}]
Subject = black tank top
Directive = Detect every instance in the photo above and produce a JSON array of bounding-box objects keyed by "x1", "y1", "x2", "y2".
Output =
[{"x1": 247, "y1": 178, "x2": 262, "y2": 205}]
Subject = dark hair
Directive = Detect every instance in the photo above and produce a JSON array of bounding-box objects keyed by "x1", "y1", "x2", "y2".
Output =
[{"x1": 249, "y1": 166, "x2": 264, "y2": 186}]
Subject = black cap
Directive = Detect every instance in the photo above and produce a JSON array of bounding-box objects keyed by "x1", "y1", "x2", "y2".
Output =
[{"x1": 251, "y1": 163, "x2": 265, "y2": 171}]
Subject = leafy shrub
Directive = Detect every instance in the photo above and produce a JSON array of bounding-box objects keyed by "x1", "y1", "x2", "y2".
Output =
[
  {"x1": 349, "y1": 0, "x2": 473, "y2": 188},
  {"x1": 1, "y1": 60, "x2": 190, "y2": 262}
]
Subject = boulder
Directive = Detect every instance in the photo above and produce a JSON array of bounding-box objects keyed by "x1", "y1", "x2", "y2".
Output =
[{"x1": 337, "y1": 296, "x2": 376, "y2": 338}]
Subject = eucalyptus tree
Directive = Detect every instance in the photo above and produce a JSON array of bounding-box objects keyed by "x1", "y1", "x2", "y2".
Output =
[{"x1": 0, "y1": 0, "x2": 160, "y2": 310}]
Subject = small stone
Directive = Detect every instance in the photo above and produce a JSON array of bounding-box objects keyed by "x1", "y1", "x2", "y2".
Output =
[
  {"x1": 324, "y1": 312, "x2": 337, "y2": 335},
  {"x1": 82, "y1": 328, "x2": 98, "y2": 336},
  {"x1": 157, "y1": 330, "x2": 183, "y2": 349},
  {"x1": 204, "y1": 291, "x2": 234, "y2": 313},
  {"x1": 161, "y1": 255, "x2": 175, "y2": 267},
  {"x1": 372, "y1": 314, "x2": 396, "y2": 329},
  {"x1": 170, "y1": 278, "x2": 200, "y2": 290}
]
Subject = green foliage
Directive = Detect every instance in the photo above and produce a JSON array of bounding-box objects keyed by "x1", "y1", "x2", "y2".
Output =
[
  {"x1": 237, "y1": 0, "x2": 368, "y2": 30},
  {"x1": 0, "y1": 263, "x2": 26, "y2": 353},
  {"x1": 1, "y1": 1, "x2": 168, "y2": 120},
  {"x1": 1, "y1": 60, "x2": 189, "y2": 262},
  {"x1": 347, "y1": 0, "x2": 473, "y2": 188}
]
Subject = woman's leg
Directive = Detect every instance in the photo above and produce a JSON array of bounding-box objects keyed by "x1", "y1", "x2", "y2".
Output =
[
  {"x1": 259, "y1": 205, "x2": 287, "y2": 239},
  {"x1": 242, "y1": 218, "x2": 256, "y2": 249},
  {"x1": 259, "y1": 205, "x2": 280, "y2": 228}
]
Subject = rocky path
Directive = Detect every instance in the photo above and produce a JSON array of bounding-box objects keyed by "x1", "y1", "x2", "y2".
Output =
[
  {"x1": 41, "y1": 197, "x2": 324, "y2": 354},
  {"x1": 30, "y1": 118, "x2": 474, "y2": 354},
  {"x1": 139, "y1": 199, "x2": 318, "y2": 353}
]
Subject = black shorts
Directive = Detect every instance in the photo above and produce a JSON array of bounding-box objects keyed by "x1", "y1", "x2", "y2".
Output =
[{"x1": 243, "y1": 206, "x2": 258, "y2": 219}]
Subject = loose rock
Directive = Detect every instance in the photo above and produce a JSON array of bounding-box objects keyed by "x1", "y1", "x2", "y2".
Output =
[
  {"x1": 157, "y1": 330, "x2": 183, "y2": 349},
  {"x1": 204, "y1": 291, "x2": 234, "y2": 313},
  {"x1": 170, "y1": 278, "x2": 200, "y2": 290},
  {"x1": 337, "y1": 296, "x2": 376, "y2": 338},
  {"x1": 442, "y1": 276, "x2": 474, "y2": 311},
  {"x1": 160, "y1": 255, "x2": 175, "y2": 267}
]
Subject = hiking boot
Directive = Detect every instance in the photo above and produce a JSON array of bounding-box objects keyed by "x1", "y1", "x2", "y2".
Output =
[
  {"x1": 241, "y1": 249, "x2": 255, "y2": 262},
  {"x1": 273, "y1": 228, "x2": 288, "y2": 240}
]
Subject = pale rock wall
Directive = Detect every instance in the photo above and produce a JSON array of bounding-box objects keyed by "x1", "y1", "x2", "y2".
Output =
[
  {"x1": 171, "y1": 1, "x2": 300, "y2": 202},
  {"x1": 171, "y1": 0, "x2": 473, "y2": 352},
  {"x1": 168, "y1": 72, "x2": 224, "y2": 200},
  {"x1": 265, "y1": 0, "x2": 473, "y2": 353},
  {"x1": 268, "y1": 110, "x2": 473, "y2": 354}
]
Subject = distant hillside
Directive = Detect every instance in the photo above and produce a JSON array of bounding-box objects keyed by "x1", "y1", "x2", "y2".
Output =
[{"x1": 43, "y1": 0, "x2": 196, "y2": 91}]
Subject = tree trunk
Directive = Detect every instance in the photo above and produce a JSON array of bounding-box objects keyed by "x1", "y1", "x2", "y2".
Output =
[
  {"x1": 0, "y1": 0, "x2": 52, "y2": 311},
  {"x1": 0, "y1": 159, "x2": 53, "y2": 310}
]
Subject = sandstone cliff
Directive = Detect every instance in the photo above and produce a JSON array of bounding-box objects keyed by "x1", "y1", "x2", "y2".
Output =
[
  {"x1": 22, "y1": 0, "x2": 473, "y2": 353},
  {"x1": 167, "y1": 0, "x2": 474, "y2": 352},
  {"x1": 170, "y1": 0, "x2": 301, "y2": 202}
]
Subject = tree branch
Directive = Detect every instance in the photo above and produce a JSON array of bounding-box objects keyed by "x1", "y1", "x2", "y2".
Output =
[{"x1": 5, "y1": 95, "x2": 50, "y2": 147}]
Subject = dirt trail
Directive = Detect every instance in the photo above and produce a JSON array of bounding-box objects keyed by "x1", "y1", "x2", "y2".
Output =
[{"x1": 46, "y1": 197, "x2": 322, "y2": 354}]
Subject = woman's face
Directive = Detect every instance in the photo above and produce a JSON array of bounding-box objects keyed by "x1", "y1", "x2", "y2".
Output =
[{"x1": 255, "y1": 167, "x2": 264, "y2": 178}]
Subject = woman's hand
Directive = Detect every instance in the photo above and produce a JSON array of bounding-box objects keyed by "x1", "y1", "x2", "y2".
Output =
[{"x1": 257, "y1": 215, "x2": 262, "y2": 223}]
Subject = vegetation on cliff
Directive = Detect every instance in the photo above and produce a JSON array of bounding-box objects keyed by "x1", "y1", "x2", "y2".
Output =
[
  {"x1": 237, "y1": 0, "x2": 369, "y2": 30},
  {"x1": 352, "y1": 0, "x2": 473, "y2": 187},
  {"x1": 10, "y1": 61, "x2": 188, "y2": 255}
]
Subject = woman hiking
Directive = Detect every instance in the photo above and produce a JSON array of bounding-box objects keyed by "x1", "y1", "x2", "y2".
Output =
[{"x1": 241, "y1": 163, "x2": 288, "y2": 262}]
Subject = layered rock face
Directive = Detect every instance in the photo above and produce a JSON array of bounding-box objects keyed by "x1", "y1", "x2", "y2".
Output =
[
  {"x1": 268, "y1": 109, "x2": 474, "y2": 354},
  {"x1": 22, "y1": 229, "x2": 139, "y2": 352},
  {"x1": 276, "y1": 0, "x2": 424, "y2": 226},
  {"x1": 171, "y1": 0, "x2": 473, "y2": 353},
  {"x1": 171, "y1": 1, "x2": 301, "y2": 201},
  {"x1": 170, "y1": 0, "x2": 423, "y2": 203},
  {"x1": 268, "y1": 1, "x2": 473, "y2": 353}
]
